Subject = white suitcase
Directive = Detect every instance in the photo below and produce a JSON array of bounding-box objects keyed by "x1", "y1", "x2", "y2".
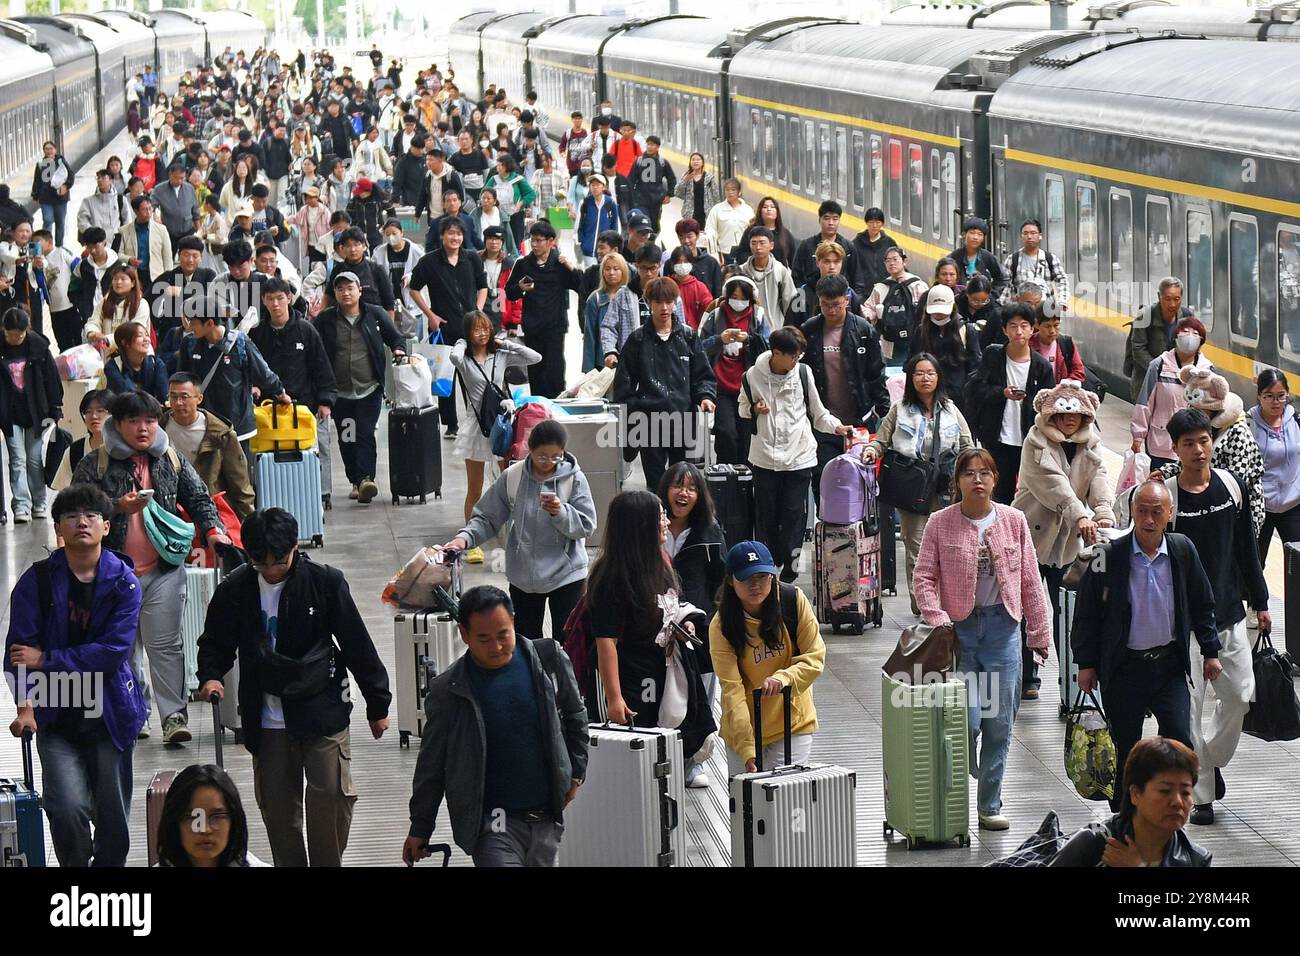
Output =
[
  {"x1": 729, "y1": 686, "x2": 858, "y2": 866},
  {"x1": 560, "y1": 723, "x2": 686, "y2": 867},
  {"x1": 395, "y1": 610, "x2": 465, "y2": 748},
  {"x1": 182, "y1": 566, "x2": 220, "y2": 697}
]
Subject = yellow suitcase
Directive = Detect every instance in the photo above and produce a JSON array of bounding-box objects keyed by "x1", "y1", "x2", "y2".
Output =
[{"x1": 251, "y1": 401, "x2": 317, "y2": 454}]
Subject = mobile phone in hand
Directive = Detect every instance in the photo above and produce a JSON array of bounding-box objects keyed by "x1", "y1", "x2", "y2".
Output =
[{"x1": 136, "y1": 489, "x2": 155, "y2": 500}]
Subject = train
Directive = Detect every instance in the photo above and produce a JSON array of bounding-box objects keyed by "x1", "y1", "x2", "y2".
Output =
[
  {"x1": 0, "y1": 8, "x2": 267, "y2": 218},
  {"x1": 449, "y1": 9, "x2": 1300, "y2": 401}
]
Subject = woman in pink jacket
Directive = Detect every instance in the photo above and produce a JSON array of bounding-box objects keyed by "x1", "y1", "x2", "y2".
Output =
[
  {"x1": 1130, "y1": 315, "x2": 1215, "y2": 469},
  {"x1": 913, "y1": 447, "x2": 1052, "y2": 832}
]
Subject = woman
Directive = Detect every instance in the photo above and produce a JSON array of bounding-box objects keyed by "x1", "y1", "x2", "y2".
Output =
[
  {"x1": 674, "y1": 151, "x2": 721, "y2": 227},
  {"x1": 150, "y1": 95, "x2": 170, "y2": 140},
  {"x1": 489, "y1": 123, "x2": 515, "y2": 159},
  {"x1": 912, "y1": 284, "x2": 981, "y2": 418},
  {"x1": 1131, "y1": 315, "x2": 1215, "y2": 470},
  {"x1": 85, "y1": 263, "x2": 149, "y2": 347},
  {"x1": 480, "y1": 225, "x2": 522, "y2": 334},
  {"x1": 863, "y1": 246, "x2": 928, "y2": 365},
  {"x1": 485, "y1": 155, "x2": 536, "y2": 250},
  {"x1": 921, "y1": 257, "x2": 963, "y2": 308},
  {"x1": 709, "y1": 540, "x2": 825, "y2": 775},
  {"x1": 219, "y1": 156, "x2": 257, "y2": 213},
  {"x1": 730, "y1": 197, "x2": 796, "y2": 267},
  {"x1": 862, "y1": 353, "x2": 974, "y2": 615},
  {"x1": 154, "y1": 764, "x2": 268, "y2": 867},
  {"x1": 447, "y1": 310, "x2": 541, "y2": 547},
  {"x1": 195, "y1": 195, "x2": 228, "y2": 272},
  {"x1": 960, "y1": 274, "x2": 1003, "y2": 349},
  {"x1": 187, "y1": 167, "x2": 212, "y2": 213},
  {"x1": 666, "y1": 246, "x2": 713, "y2": 331},
  {"x1": 104, "y1": 321, "x2": 167, "y2": 403},
  {"x1": 912, "y1": 447, "x2": 1052, "y2": 831},
  {"x1": 194, "y1": 151, "x2": 222, "y2": 199},
  {"x1": 51, "y1": 388, "x2": 112, "y2": 492},
  {"x1": 529, "y1": 151, "x2": 568, "y2": 224},
  {"x1": 576, "y1": 173, "x2": 618, "y2": 267},
  {"x1": 32, "y1": 141, "x2": 73, "y2": 248},
  {"x1": 105, "y1": 156, "x2": 127, "y2": 194},
  {"x1": 699, "y1": 275, "x2": 771, "y2": 467},
  {"x1": 290, "y1": 123, "x2": 320, "y2": 168},
  {"x1": 464, "y1": 107, "x2": 488, "y2": 145},
  {"x1": 471, "y1": 187, "x2": 504, "y2": 238},
  {"x1": 705, "y1": 179, "x2": 755, "y2": 266},
  {"x1": 0, "y1": 306, "x2": 60, "y2": 523},
  {"x1": 296, "y1": 155, "x2": 327, "y2": 207},
  {"x1": 582, "y1": 252, "x2": 632, "y2": 374},
  {"x1": 326, "y1": 157, "x2": 350, "y2": 214},
  {"x1": 1051, "y1": 737, "x2": 1211, "y2": 867},
  {"x1": 1012, "y1": 380, "x2": 1114, "y2": 697},
  {"x1": 658, "y1": 460, "x2": 727, "y2": 682},
  {"x1": 1250, "y1": 367, "x2": 1300, "y2": 562},
  {"x1": 586, "y1": 490, "x2": 716, "y2": 763},
  {"x1": 566, "y1": 159, "x2": 594, "y2": 231}
]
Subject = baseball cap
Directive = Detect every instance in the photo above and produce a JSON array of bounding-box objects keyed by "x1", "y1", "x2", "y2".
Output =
[
  {"x1": 925, "y1": 285, "x2": 956, "y2": 315},
  {"x1": 233, "y1": 200, "x2": 254, "y2": 220},
  {"x1": 352, "y1": 177, "x2": 375, "y2": 195},
  {"x1": 587, "y1": 173, "x2": 608, "y2": 188},
  {"x1": 303, "y1": 185, "x2": 320, "y2": 197},
  {"x1": 331, "y1": 270, "x2": 360, "y2": 289},
  {"x1": 724, "y1": 541, "x2": 778, "y2": 581},
  {"x1": 628, "y1": 212, "x2": 653, "y2": 234},
  {"x1": 482, "y1": 225, "x2": 507, "y2": 241}
]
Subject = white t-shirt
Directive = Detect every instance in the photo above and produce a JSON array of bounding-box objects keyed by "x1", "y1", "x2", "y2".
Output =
[
  {"x1": 165, "y1": 415, "x2": 207, "y2": 464},
  {"x1": 258, "y1": 575, "x2": 287, "y2": 729},
  {"x1": 968, "y1": 509, "x2": 1002, "y2": 607},
  {"x1": 999, "y1": 355, "x2": 1031, "y2": 447}
]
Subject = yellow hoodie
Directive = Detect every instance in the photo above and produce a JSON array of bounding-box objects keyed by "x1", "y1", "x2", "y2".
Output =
[{"x1": 708, "y1": 587, "x2": 825, "y2": 763}]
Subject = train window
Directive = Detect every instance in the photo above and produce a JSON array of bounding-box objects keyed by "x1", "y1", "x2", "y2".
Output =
[
  {"x1": 776, "y1": 116, "x2": 787, "y2": 185},
  {"x1": 943, "y1": 152, "x2": 958, "y2": 246},
  {"x1": 1045, "y1": 176, "x2": 1065, "y2": 260},
  {"x1": 819, "y1": 124, "x2": 831, "y2": 200},
  {"x1": 789, "y1": 118, "x2": 801, "y2": 189},
  {"x1": 851, "y1": 131, "x2": 865, "y2": 211},
  {"x1": 750, "y1": 109, "x2": 761, "y2": 177},
  {"x1": 835, "y1": 128, "x2": 847, "y2": 206},
  {"x1": 763, "y1": 112, "x2": 775, "y2": 181},
  {"x1": 1146, "y1": 198, "x2": 1172, "y2": 282},
  {"x1": 1186, "y1": 208, "x2": 1214, "y2": 326},
  {"x1": 1229, "y1": 215, "x2": 1259, "y2": 343},
  {"x1": 804, "y1": 122, "x2": 815, "y2": 194},
  {"x1": 1278, "y1": 225, "x2": 1300, "y2": 357},
  {"x1": 870, "y1": 135, "x2": 883, "y2": 211},
  {"x1": 888, "y1": 139, "x2": 902, "y2": 224},
  {"x1": 907, "y1": 144, "x2": 923, "y2": 233},
  {"x1": 1110, "y1": 189, "x2": 1134, "y2": 313},
  {"x1": 930, "y1": 150, "x2": 941, "y2": 239},
  {"x1": 1077, "y1": 183, "x2": 1099, "y2": 289}
]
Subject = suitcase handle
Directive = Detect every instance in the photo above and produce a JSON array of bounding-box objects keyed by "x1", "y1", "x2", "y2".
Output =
[
  {"x1": 20, "y1": 730, "x2": 35, "y2": 792},
  {"x1": 661, "y1": 793, "x2": 679, "y2": 832},
  {"x1": 751, "y1": 684, "x2": 793, "y2": 771},
  {"x1": 427, "y1": 842, "x2": 452, "y2": 866},
  {"x1": 210, "y1": 692, "x2": 224, "y2": 770}
]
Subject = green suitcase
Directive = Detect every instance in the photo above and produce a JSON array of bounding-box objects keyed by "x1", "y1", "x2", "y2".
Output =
[{"x1": 881, "y1": 673, "x2": 971, "y2": 849}]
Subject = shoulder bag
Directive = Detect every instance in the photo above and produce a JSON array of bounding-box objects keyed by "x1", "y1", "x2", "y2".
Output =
[{"x1": 879, "y1": 406, "x2": 949, "y2": 515}]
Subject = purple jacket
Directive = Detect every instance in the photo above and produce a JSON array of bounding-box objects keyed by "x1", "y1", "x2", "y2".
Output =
[{"x1": 4, "y1": 549, "x2": 146, "y2": 752}]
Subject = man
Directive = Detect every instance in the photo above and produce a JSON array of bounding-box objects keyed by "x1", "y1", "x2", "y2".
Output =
[
  {"x1": 319, "y1": 99, "x2": 354, "y2": 161},
  {"x1": 505, "y1": 220, "x2": 583, "y2": 398},
  {"x1": 427, "y1": 189, "x2": 482, "y2": 252},
  {"x1": 1, "y1": 220, "x2": 44, "y2": 335},
  {"x1": 666, "y1": 219, "x2": 721, "y2": 299},
  {"x1": 305, "y1": 227, "x2": 398, "y2": 320},
  {"x1": 409, "y1": 219, "x2": 488, "y2": 439},
  {"x1": 1074, "y1": 479, "x2": 1220, "y2": 812},
  {"x1": 232, "y1": 128, "x2": 264, "y2": 169},
  {"x1": 114, "y1": 196, "x2": 173, "y2": 309},
  {"x1": 373, "y1": 220, "x2": 423, "y2": 336},
  {"x1": 524, "y1": 91, "x2": 549, "y2": 134},
  {"x1": 621, "y1": 211, "x2": 654, "y2": 262},
  {"x1": 1160, "y1": 409, "x2": 1270, "y2": 824},
  {"x1": 154, "y1": 236, "x2": 215, "y2": 344},
  {"x1": 254, "y1": 241, "x2": 302, "y2": 299},
  {"x1": 142, "y1": 65, "x2": 158, "y2": 111},
  {"x1": 72, "y1": 390, "x2": 229, "y2": 743},
  {"x1": 558, "y1": 111, "x2": 590, "y2": 176},
  {"x1": 628, "y1": 136, "x2": 676, "y2": 234},
  {"x1": 610, "y1": 121, "x2": 644, "y2": 225},
  {"x1": 613, "y1": 276, "x2": 717, "y2": 491},
  {"x1": 1001, "y1": 218, "x2": 1069, "y2": 315},
  {"x1": 209, "y1": 239, "x2": 267, "y2": 334},
  {"x1": 792, "y1": 200, "x2": 856, "y2": 292},
  {"x1": 249, "y1": 184, "x2": 291, "y2": 249},
  {"x1": 740, "y1": 227, "x2": 798, "y2": 327},
  {"x1": 949, "y1": 216, "x2": 1007, "y2": 298},
  {"x1": 404, "y1": 585, "x2": 587, "y2": 868},
  {"x1": 392, "y1": 134, "x2": 428, "y2": 208},
  {"x1": 589, "y1": 114, "x2": 618, "y2": 171},
  {"x1": 347, "y1": 177, "x2": 390, "y2": 250},
  {"x1": 5, "y1": 484, "x2": 145, "y2": 867},
  {"x1": 392, "y1": 114, "x2": 421, "y2": 159},
  {"x1": 513, "y1": 111, "x2": 548, "y2": 158},
  {"x1": 316, "y1": 271, "x2": 407, "y2": 504},
  {"x1": 77, "y1": 170, "x2": 128, "y2": 239},
  {"x1": 603, "y1": 245, "x2": 686, "y2": 365},
  {"x1": 789, "y1": 240, "x2": 860, "y2": 326},
  {"x1": 862, "y1": 246, "x2": 926, "y2": 364},
  {"x1": 199, "y1": 507, "x2": 391, "y2": 867},
  {"x1": 262, "y1": 122, "x2": 292, "y2": 210},
  {"x1": 849, "y1": 208, "x2": 895, "y2": 301},
  {"x1": 1128, "y1": 277, "x2": 1193, "y2": 401},
  {"x1": 33, "y1": 228, "x2": 80, "y2": 351},
  {"x1": 448, "y1": 130, "x2": 491, "y2": 208},
  {"x1": 161, "y1": 372, "x2": 256, "y2": 520},
  {"x1": 0, "y1": 184, "x2": 29, "y2": 232}
]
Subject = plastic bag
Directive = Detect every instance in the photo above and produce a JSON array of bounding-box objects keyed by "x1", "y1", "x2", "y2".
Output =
[
  {"x1": 1064, "y1": 690, "x2": 1117, "y2": 801},
  {"x1": 390, "y1": 354, "x2": 435, "y2": 409},
  {"x1": 382, "y1": 547, "x2": 455, "y2": 610},
  {"x1": 55, "y1": 344, "x2": 104, "y2": 382},
  {"x1": 1115, "y1": 449, "x2": 1150, "y2": 495},
  {"x1": 415, "y1": 332, "x2": 454, "y2": 398},
  {"x1": 560, "y1": 366, "x2": 615, "y2": 400}
]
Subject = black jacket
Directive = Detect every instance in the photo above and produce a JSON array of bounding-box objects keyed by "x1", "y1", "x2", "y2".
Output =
[
  {"x1": 155, "y1": 266, "x2": 217, "y2": 337},
  {"x1": 686, "y1": 247, "x2": 722, "y2": 299},
  {"x1": 671, "y1": 520, "x2": 726, "y2": 674},
  {"x1": 320, "y1": 256, "x2": 396, "y2": 315},
  {"x1": 912, "y1": 319, "x2": 982, "y2": 412},
  {"x1": 1050, "y1": 813, "x2": 1212, "y2": 867},
  {"x1": 505, "y1": 248, "x2": 583, "y2": 334},
  {"x1": 0, "y1": 331, "x2": 61, "y2": 434},
  {"x1": 613, "y1": 319, "x2": 716, "y2": 415},
  {"x1": 799, "y1": 314, "x2": 888, "y2": 425},
  {"x1": 318, "y1": 112, "x2": 354, "y2": 159},
  {"x1": 196, "y1": 554, "x2": 392, "y2": 756},
  {"x1": 1072, "y1": 530, "x2": 1220, "y2": 692},
  {"x1": 391, "y1": 153, "x2": 426, "y2": 207},
  {"x1": 948, "y1": 245, "x2": 1008, "y2": 300},
  {"x1": 729, "y1": 224, "x2": 795, "y2": 268},
  {"x1": 850, "y1": 229, "x2": 898, "y2": 299},
  {"x1": 964, "y1": 345, "x2": 1055, "y2": 448},
  {"x1": 628, "y1": 154, "x2": 676, "y2": 209},
  {"x1": 792, "y1": 231, "x2": 856, "y2": 290},
  {"x1": 31, "y1": 155, "x2": 73, "y2": 206},
  {"x1": 262, "y1": 136, "x2": 292, "y2": 179},
  {"x1": 347, "y1": 187, "x2": 392, "y2": 250},
  {"x1": 315, "y1": 302, "x2": 407, "y2": 384},
  {"x1": 248, "y1": 314, "x2": 338, "y2": 409}
]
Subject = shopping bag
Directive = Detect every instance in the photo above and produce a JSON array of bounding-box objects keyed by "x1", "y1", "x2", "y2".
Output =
[
  {"x1": 55, "y1": 344, "x2": 104, "y2": 382},
  {"x1": 381, "y1": 547, "x2": 456, "y2": 611},
  {"x1": 416, "y1": 332, "x2": 454, "y2": 398},
  {"x1": 1115, "y1": 449, "x2": 1150, "y2": 495},
  {"x1": 390, "y1": 354, "x2": 435, "y2": 408},
  {"x1": 1064, "y1": 690, "x2": 1117, "y2": 801},
  {"x1": 547, "y1": 205, "x2": 574, "y2": 231}
]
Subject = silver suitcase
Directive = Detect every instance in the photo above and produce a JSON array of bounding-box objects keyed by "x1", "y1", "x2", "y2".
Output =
[
  {"x1": 552, "y1": 407, "x2": 626, "y2": 548},
  {"x1": 560, "y1": 723, "x2": 686, "y2": 867},
  {"x1": 729, "y1": 686, "x2": 857, "y2": 866},
  {"x1": 182, "y1": 566, "x2": 220, "y2": 697},
  {"x1": 395, "y1": 610, "x2": 465, "y2": 748}
]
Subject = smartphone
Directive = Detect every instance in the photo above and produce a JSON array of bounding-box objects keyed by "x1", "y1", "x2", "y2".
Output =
[
  {"x1": 27, "y1": 242, "x2": 40, "y2": 258},
  {"x1": 1010, "y1": 387, "x2": 1026, "y2": 399},
  {"x1": 136, "y1": 489, "x2": 155, "y2": 500}
]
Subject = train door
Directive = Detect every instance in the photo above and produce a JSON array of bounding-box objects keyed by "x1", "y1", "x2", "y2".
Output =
[{"x1": 990, "y1": 147, "x2": 1008, "y2": 258}]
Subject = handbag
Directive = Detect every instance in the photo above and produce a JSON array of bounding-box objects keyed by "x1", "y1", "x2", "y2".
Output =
[
  {"x1": 142, "y1": 498, "x2": 196, "y2": 567},
  {"x1": 986, "y1": 812, "x2": 1067, "y2": 868},
  {"x1": 882, "y1": 621, "x2": 960, "y2": 684},
  {"x1": 1242, "y1": 631, "x2": 1300, "y2": 742},
  {"x1": 878, "y1": 407, "x2": 948, "y2": 515},
  {"x1": 256, "y1": 640, "x2": 334, "y2": 699},
  {"x1": 1064, "y1": 690, "x2": 1117, "y2": 801}
]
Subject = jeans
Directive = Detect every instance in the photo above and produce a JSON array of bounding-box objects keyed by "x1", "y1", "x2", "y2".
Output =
[
  {"x1": 1104, "y1": 650, "x2": 1193, "y2": 813},
  {"x1": 725, "y1": 733, "x2": 813, "y2": 777},
  {"x1": 954, "y1": 603, "x2": 1021, "y2": 816},
  {"x1": 524, "y1": 324, "x2": 567, "y2": 399},
  {"x1": 332, "y1": 388, "x2": 383, "y2": 486},
  {"x1": 713, "y1": 391, "x2": 750, "y2": 466},
  {"x1": 252, "y1": 728, "x2": 356, "y2": 866},
  {"x1": 989, "y1": 440, "x2": 1022, "y2": 505},
  {"x1": 37, "y1": 722, "x2": 133, "y2": 867},
  {"x1": 509, "y1": 580, "x2": 583, "y2": 645},
  {"x1": 1258, "y1": 502, "x2": 1300, "y2": 564},
  {"x1": 1189, "y1": 620, "x2": 1254, "y2": 805},
  {"x1": 268, "y1": 176, "x2": 290, "y2": 210},
  {"x1": 6, "y1": 424, "x2": 47, "y2": 515},
  {"x1": 133, "y1": 566, "x2": 189, "y2": 724},
  {"x1": 751, "y1": 465, "x2": 813, "y2": 571},
  {"x1": 40, "y1": 201, "x2": 68, "y2": 248},
  {"x1": 472, "y1": 812, "x2": 563, "y2": 867}
]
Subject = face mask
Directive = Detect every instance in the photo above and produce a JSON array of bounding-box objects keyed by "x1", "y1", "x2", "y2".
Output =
[
  {"x1": 929, "y1": 315, "x2": 951, "y2": 327},
  {"x1": 673, "y1": 263, "x2": 692, "y2": 277},
  {"x1": 479, "y1": 139, "x2": 488, "y2": 149},
  {"x1": 601, "y1": 107, "x2": 612, "y2": 115},
  {"x1": 1176, "y1": 333, "x2": 1201, "y2": 354},
  {"x1": 387, "y1": 234, "x2": 402, "y2": 247},
  {"x1": 728, "y1": 298, "x2": 748, "y2": 312}
]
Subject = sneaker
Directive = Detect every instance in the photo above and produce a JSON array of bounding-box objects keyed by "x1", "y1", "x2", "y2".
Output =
[
  {"x1": 162, "y1": 715, "x2": 192, "y2": 745},
  {"x1": 465, "y1": 546, "x2": 485, "y2": 564},
  {"x1": 685, "y1": 763, "x2": 710, "y2": 789},
  {"x1": 444, "y1": 428, "x2": 458, "y2": 441},
  {"x1": 978, "y1": 813, "x2": 1011, "y2": 831},
  {"x1": 1022, "y1": 686, "x2": 1039, "y2": 701},
  {"x1": 137, "y1": 723, "x2": 151, "y2": 740},
  {"x1": 348, "y1": 485, "x2": 360, "y2": 500},
  {"x1": 13, "y1": 512, "x2": 30, "y2": 524},
  {"x1": 31, "y1": 506, "x2": 47, "y2": 519},
  {"x1": 1190, "y1": 804, "x2": 1215, "y2": 826},
  {"x1": 356, "y1": 478, "x2": 378, "y2": 503},
  {"x1": 1215, "y1": 768, "x2": 1226, "y2": 801}
]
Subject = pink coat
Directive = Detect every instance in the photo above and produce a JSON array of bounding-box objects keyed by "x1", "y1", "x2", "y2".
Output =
[
  {"x1": 913, "y1": 502, "x2": 1052, "y2": 650},
  {"x1": 1131, "y1": 349, "x2": 1213, "y2": 462}
]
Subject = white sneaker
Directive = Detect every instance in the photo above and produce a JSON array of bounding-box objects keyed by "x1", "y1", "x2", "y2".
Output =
[
  {"x1": 31, "y1": 506, "x2": 47, "y2": 519},
  {"x1": 13, "y1": 512, "x2": 30, "y2": 524},
  {"x1": 685, "y1": 763, "x2": 710, "y2": 789},
  {"x1": 978, "y1": 813, "x2": 1011, "y2": 831}
]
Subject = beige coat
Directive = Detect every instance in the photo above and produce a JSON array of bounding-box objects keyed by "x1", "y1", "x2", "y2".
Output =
[
  {"x1": 114, "y1": 219, "x2": 173, "y2": 286},
  {"x1": 1012, "y1": 409, "x2": 1116, "y2": 569}
]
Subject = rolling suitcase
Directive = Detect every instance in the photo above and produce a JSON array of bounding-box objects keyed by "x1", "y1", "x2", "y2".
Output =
[
  {"x1": 182, "y1": 566, "x2": 221, "y2": 698},
  {"x1": 395, "y1": 610, "x2": 465, "y2": 747},
  {"x1": 1285, "y1": 543, "x2": 1300, "y2": 665},
  {"x1": 1054, "y1": 587, "x2": 1100, "y2": 720},
  {"x1": 878, "y1": 501, "x2": 898, "y2": 595},
  {"x1": 551, "y1": 407, "x2": 624, "y2": 548},
  {"x1": 706, "y1": 464, "x2": 755, "y2": 548},
  {"x1": 813, "y1": 519, "x2": 883, "y2": 633},
  {"x1": 255, "y1": 449, "x2": 325, "y2": 547},
  {"x1": 728, "y1": 686, "x2": 858, "y2": 866},
  {"x1": 560, "y1": 722, "x2": 686, "y2": 867},
  {"x1": 389, "y1": 404, "x2": 442, "y2": 504},
  {"x1": 147, "y1": 696, "x2": 225, "y2": 867},
  {"x1": 881, "y1": 672, "x2": 970, "y2": 850},
  {"x1": 0, "y1": 732, "x2": 45, "y2": 867}
]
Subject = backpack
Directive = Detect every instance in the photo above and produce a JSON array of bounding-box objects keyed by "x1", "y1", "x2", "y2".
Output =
[
  {"x1": 880, "y1": 276, "x2": 923, "y2": 343},
  {"x1": 819, "y1": 452, "x2": 878, "y2": 526},
  {"x1": 1164, "y1": 468, "x2": 1242, "y2": 529},
  {"x1": 740, "y1": 363, "x2": 814, "y2": 437},
  {"x1": 131, "y1": 154, "x2": 158, "y2": 192},
  {"x1": 1010, "y1": 249, "x2": 1062, "y2": 288},
  {"x1": 509, "y1": 401, "x2": 553, "y2": 463},
  {"x1": 1060, "y1": 336, "x2": 1107, "y2": 403}
]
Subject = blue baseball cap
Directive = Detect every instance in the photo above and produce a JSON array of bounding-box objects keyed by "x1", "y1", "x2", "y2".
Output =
[{"x1": 725, "y1": 541, "x2": 778, "y2": 581}]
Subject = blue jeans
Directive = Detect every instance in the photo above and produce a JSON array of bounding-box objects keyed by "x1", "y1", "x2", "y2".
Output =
[
  {"x1": 6, "y1": 424, "x2": 47, "y2": 515},
  {"x1": 37, "y1": 722, "x2": 134, "y2": 867},
  {"x1": 40, "y1": 201, "x2": 68, "y2": 248},
  {"x1": 954, "y1": 603, "x2": 1021, "y2": 816}
]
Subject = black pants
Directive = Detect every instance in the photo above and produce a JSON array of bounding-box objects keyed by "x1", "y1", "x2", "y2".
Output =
[
  {"x1": 510, "y1": 580, "x2": 583, "y2": 645},
  {"x1": 524, "y1": 324, "x2": 566, "y2": 399},
  {"x1": 1105, "y1": 650, "x2": 1193, "y2": 812},
  {"x1": 437, "y1": 374, "x2": 459, "y2": 432},
  {"x1": 51, "y1": 307, "x2": 83, "y2": 353},
  {"x1": 639, "y1": 442, "x2": 688, "y2": 497},
  {"x1": 508, "y1": 211, "x2": 526, "y2": 251},
  {"x1": 615, "y1": 179, "x2": 633, "y2": 227},
  {"x1": 752, "y1": 465, "x2": 813, "y2": 571},
  {"x1": 989, "y1": 440, "x2": 1022, "y2": 505},
  {"x1": 1022, "y1": 563, "x2": 1066, "y2": 691},
  {"x1": 640, "y1": 198, "x2": 664, "y2": 234},
  {"x1": 332, "y1": 388, "x2": 383, "y2": 486},
  {"x1": 713, "y1": 391, "x2": 749, "y2": 466},
  {"x1": 1258, "y1": 502, "x2": 1300, "y2": 563}
]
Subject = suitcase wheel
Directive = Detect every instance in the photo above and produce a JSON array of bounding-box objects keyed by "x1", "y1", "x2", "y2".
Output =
[
  {"x1": 312, "y1": 535, "x2": 324, "y2": 548},
  {"x1": 960, "y1": 834, "x2": 971, "y2": 848},
  {"x1": 399, "y1": 730, "x2": 410, "y2": 749},
  {"x1": 882, "y1": 822, "x2": 892, "y2": 839},
  {"x1": 392, "y1": 494, "x2": 400, "y2": 505},
  {"x1": 419, "y1": 494, "x2": 426, "y2": 504}
]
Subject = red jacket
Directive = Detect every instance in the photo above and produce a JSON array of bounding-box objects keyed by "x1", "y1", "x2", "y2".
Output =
[
  {"x1": 494, "y1": 258, "x2": 523, "y2": 332},
  {"x1": 675, "y1": 276, "x2": 713, "y2": 331}
]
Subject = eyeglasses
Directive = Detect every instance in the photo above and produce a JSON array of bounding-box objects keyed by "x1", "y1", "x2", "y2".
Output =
[
  {"x1": 58, "y1": 510, "x2": 104, "y2": 524},
  {"x1": 250, "y1": 555, "x2": 293, "y2": 572},
  {"x1": 1261, "y1": 392, "x2": 1290, "y2": 402},
  {"x1": 961, "y1": 470, "x2": 995, "y2": 482},
  {"x1": 168, "y1": 393, "x2": 198, "y2": 403},
  {"x1": 532, "y1": 453, "x2": 564, "y2": 464}
]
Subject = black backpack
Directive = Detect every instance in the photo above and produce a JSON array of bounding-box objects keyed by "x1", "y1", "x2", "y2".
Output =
[
  {"x1": 1060, "y1": 336, "x2": 1107, "y2": 403},
  {"x1": 880, "y1": 276, "x2": 923, "y2": 343}
]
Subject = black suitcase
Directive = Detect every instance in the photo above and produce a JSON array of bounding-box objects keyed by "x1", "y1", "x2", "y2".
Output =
[
  {"x1": 1285, "y1": 543, "x2": 1300, "y2": 667},
  {"x1": 388, "y1": 405, "x2": 442, "y2": 504},
  {"x1": 706, "y1": 464, "x2": 755, "y2": 548},
  {"x1": 878, "y1": 500, "x2": 898, "y2": 596}
]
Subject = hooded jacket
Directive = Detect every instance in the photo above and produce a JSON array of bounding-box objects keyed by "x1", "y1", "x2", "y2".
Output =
[
  {"x1": 612, "y1": 316, "x2": 716, "y2": 417},
  {"x1": 1249, "y1": 403, "x2": 1300, "y2": 515},
  {"x1": 739, "y1": 255, "x2": 798, "y2": 327},
  {"x1": 160, "y1": 408, "x2": 256, "y2": 520},
  {"x1": 458, "y1": 453, "x2": 597, "y2": 594},
  {"x1": 577, "y1": 192, "x2": 619, "y2": 257},
  {"x1": 0, "y1": 330, "x2": 62, "y2": 436},
  {"x1": 740, "y1": 350, "x2": 843, "y2": 472},
  {"x1": 78, "y1": 189, "x2": 128, "y2": 238},
  {"x1": 1131, "y1": 349, "x2": 1215, "y2": 462},
  {"x1": 850, "y1": 228, "x2": 898, "y2": 299}
]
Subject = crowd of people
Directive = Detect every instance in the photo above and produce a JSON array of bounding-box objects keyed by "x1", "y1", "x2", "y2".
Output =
[{"x1": 2, "y1": 31, "x2": 1295, "y2": 872}]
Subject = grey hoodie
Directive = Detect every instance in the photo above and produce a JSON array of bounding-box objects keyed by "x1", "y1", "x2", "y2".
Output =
[
  {"x1": 458, "y1": 452, "x2": 597, "y2": 593},
  {"x1": 77, "y1": 189, "x2": 128, "y2": 237}
]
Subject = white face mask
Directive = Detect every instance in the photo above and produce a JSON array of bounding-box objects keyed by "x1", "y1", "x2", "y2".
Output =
[
  {"x1": 673, "y1": 263, "x2": 692, "y2": 277},
  {"x1": 387, "y1": 234, "x2": 402, "y2": 247},
  {"x1": 1176, "y1": 333, "x2": 1201, "y2": 354},
  {"x1": 601, "y1": 106, "x2": 612, "y2": 115},
  {"x1": 728, "y1": 298, "x2": 748, "y2": 312},
  {"x1": 479, "y1": 139, "x2": 488, "y2": 149},
  {"x1": 929, "y1": 315, "x2": 951, "y2": 327}
]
